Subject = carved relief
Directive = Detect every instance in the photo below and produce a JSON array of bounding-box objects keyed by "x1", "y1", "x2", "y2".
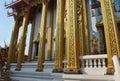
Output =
[
  {"x1": 103, "y1": 0, "x2": 119, "y2": 55},
  {"x1": 65, "y1": 0, "x2": 80, "y2": 73},
  {"x1": 69, "y1": 0, "x2": 75, "y2": 67},
  {"x1": 77, "y1": 0, "x2": 85, "y2": 56},
  {"x1": 100, "y1": 0, "x2": 120, "y2": 74}
]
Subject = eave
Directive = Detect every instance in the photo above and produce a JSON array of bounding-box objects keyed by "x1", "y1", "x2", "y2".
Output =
[{"x1": 5, "y1": 0, "x2": 29, "y2": 9}]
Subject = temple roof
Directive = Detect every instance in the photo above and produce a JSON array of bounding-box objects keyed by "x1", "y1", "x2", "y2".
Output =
[{"x1": 5, "y1": 0, "x2": 29, "y2": 9}]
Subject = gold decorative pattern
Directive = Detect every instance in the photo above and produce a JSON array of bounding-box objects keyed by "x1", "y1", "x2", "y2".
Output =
[
  {"x1": 65, "y1": 0, "x2": 81, "y2": 73},
  {"x1": 100, "y1": 0, "x2": 120, "y2": 74},
  {"x1": 77, "y1": 0, "x2": 85, "y2": 56}
]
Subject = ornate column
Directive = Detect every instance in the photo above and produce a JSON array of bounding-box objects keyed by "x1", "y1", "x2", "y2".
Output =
[
  {"x1": 47, "y1": 1, "x2": 54, "y2": 61},
  {"x1": 12, "y1": 22, "x2": 20, "y2": 63},
  {"x1": 15, "y1": 10, "x2": 29, "y2": 71},
  {"x1": 28, "y1": 17, "x2": 35, "y2": 61},
  {"x1": 64, "y1": 0, "x2": 81, "y2": 74},
  {"x1": 83, "y1": 0, "x2": 90, "y2": 55},
  {"x1": 53, "y1": 0, "x2": 65, "y2": 72},
  {"x1": 36, "y1": 0, "x2": 48, "y2": 71},
  {"x1": 100, "y1": 0, "x2": 120, "y2": 74},
  {"x1": 7, "y1": 16, "x2": 20, "y2": 68},
  {"x1": 77, "y1": 0, "x2": 85, "y2": 56}
]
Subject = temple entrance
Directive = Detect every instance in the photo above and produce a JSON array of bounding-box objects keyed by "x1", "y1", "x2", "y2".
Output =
[
  {"x1": 34, "y1": 42, "x2": 39, "y2": 56},
  {"x1": 33, "y1": 33, "x2": 40, "y2": 60},
  {"x1": 96, "y1": 25, "x2": 106, "y2": 54}
]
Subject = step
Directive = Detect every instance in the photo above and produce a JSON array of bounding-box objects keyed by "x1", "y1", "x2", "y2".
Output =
[
  {"x1": 63, "y1": 74, "x2": 114, "y2": 81},
  {"x1": 9, "y1": 61, "x2": 62, "y2": 81},
  {"x1": 10, "y1": 71, "x2": 63, "y2": 81}
]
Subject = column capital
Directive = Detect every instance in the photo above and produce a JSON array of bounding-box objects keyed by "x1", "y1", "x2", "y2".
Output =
[
  {"x1": 14, "y1": 14, "x2": 20, "y2": 20},
  {"x1": 42, "y1": 0, "x2": 49, "y2": 4},
  {"x1": 22, "y1": 7, "x2": 30, "y2": 17}
]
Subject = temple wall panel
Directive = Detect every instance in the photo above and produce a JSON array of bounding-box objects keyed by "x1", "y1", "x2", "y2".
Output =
[
  {"x1": 34, "y1": 11, "x2": 41, "y2": 38},
  {"x1": 45, "y1": 6, "x2": 50, "y2": 60},
  {"x1": 52, "y1": 3, "x2": 56, "y2": 60},
  {"x1": 32, "y1": 10, "x2": 41, "y2": 59}
]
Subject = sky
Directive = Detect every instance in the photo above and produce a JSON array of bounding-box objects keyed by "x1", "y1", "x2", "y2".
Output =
[
  {"x1": 0, "y1": 0, "x2": 14, "y2": 47},
  {"x1": 0, "y1": 0, "x2": 31, "y2": 55}
]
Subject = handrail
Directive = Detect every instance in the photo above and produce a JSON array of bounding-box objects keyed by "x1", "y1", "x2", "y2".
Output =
[
  {"x1": 112, "y1": 55, "x2": 120, "y2": 81},
  {"x1": 79, "y1": 54, "x2": 107, "y2": 60}
]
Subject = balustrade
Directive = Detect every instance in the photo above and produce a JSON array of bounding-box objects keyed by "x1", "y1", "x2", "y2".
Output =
[
  {"x1": 79, "y1": 54, "x2": 107, "y2": 75},
  {"x1": 112, "y1": 55, "x2": 120, "y2": 81}
]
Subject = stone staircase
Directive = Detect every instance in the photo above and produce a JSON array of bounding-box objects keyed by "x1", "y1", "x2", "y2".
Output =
[
  {"x1": 9, "y1": 55, "x2": 116, "y2": 81},
  {"x1": 9, "y1": 61, "x2": 63, "y2": 81}
]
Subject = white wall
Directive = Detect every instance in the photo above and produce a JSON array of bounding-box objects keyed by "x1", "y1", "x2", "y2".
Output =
[{"x1": 52, "y1": 3, "x2": 56, "y2": 60}]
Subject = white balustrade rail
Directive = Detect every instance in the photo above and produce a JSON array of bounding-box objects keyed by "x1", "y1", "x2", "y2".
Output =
[
  {"x1": 112, "y1": 55, "x2": 120, "y2": 81},
  {"x1": 79, "y1": 54, "x2": 107, "y2": 75}
]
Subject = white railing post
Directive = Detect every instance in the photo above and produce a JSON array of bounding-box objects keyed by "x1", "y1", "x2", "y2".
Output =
[{"x1": 112, "y1": 55, "x2": 120, "y2": 81}]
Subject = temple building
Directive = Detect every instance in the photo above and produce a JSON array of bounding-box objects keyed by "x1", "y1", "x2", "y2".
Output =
[{"x1": 4, "y1": 0, "x2": 120, "y2": 81}]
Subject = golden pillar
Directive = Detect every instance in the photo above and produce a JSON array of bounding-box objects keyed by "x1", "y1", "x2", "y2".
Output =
[
  {"x1": 77, "y1": 0, "x2": 85, "y2": 56},
  {"x1": 36, "y1": 0, "x2": 48, "y2": 71},
  {"x1": 83, "y1": 0, "x2": 90, "y2": 55},
  {"x1": 12, "y1": 18, "x2": 21, "y2": 63},
  {"x1": 28, "y1": 17, "x2": 35, "y2": 61},
  {"x1": 47, "y1": 1, "x2": 54, "y2": 61},
  {"x1": 100, "y1": 0, "x2": 120, "y2": 74},
  {"x1": 12, "y1": 23, "x2": 20, "y2": 63},
  {"x1": 64, "y1": 0, "x2": 81, "y2": 74},
  {"x1": 15, "y1": 11, "x2": 29, "y2": 71},
  {"x1": 53, "y1": 0, "x2": 65, "y2": 73},
  {"x1": 7, "y1": 16, "x2": 19, "y2": 68}
]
